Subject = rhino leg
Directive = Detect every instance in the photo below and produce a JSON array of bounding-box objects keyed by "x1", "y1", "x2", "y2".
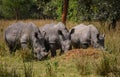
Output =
[
  {"x1": 59, "y1": 49, "x2": 64, "y2": 55},
  {"x1": 8, "y1": 43, "x2": 16, "y2": 54},
  {"x1": 49, "y1": 43, "x2": 56, "y2": 57},
  {"x1": 20, "y1": 34, "x2": 28, "y2": 49},
  {"x1": 72, "y1": 42, "x2": 80, "y2": 49}
]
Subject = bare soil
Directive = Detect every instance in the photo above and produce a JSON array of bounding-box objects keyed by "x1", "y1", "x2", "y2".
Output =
[{"x1": 63, "y1": 48, "x2": 104, "y2": 61}]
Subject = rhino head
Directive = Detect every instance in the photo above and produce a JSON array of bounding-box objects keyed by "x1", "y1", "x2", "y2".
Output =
[
  {"x1": 58, "y1": 29, "x2": 74, "y2": 52},
  {"x1": 32, "y1": 31, "x2": 48, "y2": 60},
  {"x1": 94, "y1": 34, "x2": 105, "y2": 50}
]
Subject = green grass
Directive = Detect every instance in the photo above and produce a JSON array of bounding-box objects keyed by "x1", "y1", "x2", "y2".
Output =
[{"x1": 0, "y1": 20, "x2": 120, "y2": 77}]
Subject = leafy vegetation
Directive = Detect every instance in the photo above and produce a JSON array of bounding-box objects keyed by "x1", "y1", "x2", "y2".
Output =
[{"x1": 0, "y1": 0, "x2": 120, "y2": 22}]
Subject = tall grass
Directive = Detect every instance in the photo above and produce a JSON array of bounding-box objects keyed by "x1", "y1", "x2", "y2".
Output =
[
  {"x1": 75, "y1": 57, "x2": 92, "y2": 76},
  {"x1": 0, "y1": 62, "x2": 20, "y2": 77},
  {"x1": 20, "y1": 49, "x2": 34, "y2": 62},
  {"x1": 0, "y1": 57, "x2": 34, "y2": 77},
  {"x1": 45, "y1": 61, "x2": 59, "y2": 77},
  {"x1": 95, "y1": 53, "x2": 120, "y2": 76},
  {"x1": 23, "y1": 62, "x2": 33, "y2": 77}
]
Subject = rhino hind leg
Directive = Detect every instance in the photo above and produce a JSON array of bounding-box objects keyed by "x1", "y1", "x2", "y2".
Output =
[{"x1": 72, "y1": 43, "x2": 80, "y2": 49}]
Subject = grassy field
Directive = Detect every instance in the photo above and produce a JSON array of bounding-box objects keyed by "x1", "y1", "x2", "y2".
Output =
[{"x1": 0, "y1": 19, "x2": 120, "y2": 77}]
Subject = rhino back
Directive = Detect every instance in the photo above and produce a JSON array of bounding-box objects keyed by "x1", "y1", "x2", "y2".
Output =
[
  {"x1": 71, "y1": 24, "x2": 91, "y2": 43},
  {"x1": 5, "y1": 22, "x2": 40, "y2": 45},
  {"x1": 88, "y1": 24, "x2": 99, "y2": 42},
  {"x1": 46, "y1": 25, "x2": 59, "y2": 43},
  {"x1": 40, "y1": 22, "x2": 69, "y2": 48},
  {"x1": 5, "y1": 22, "x2": 25, "y2": 43}
]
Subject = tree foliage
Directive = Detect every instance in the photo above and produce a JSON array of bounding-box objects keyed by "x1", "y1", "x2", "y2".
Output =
[
  {"x1": 0, "y1": 0, "x2": 34, "y2": 19},
  {"x1": 0, "y1": 0, "x2": 120, "y2": 22}
]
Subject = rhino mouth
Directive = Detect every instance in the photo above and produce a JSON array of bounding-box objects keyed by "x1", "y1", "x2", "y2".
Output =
[
  {"x1": 39, "y1": 55, "x2": 48, "y2": 61},
  {"x1": 34, "y1": 55, "x2": 48, "y2": 61}
]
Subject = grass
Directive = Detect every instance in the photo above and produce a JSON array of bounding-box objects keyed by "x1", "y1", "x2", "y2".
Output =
[
  {"x1": 95, "y1": 53, "x2": 120, "y2": 76},
  {"x1": 23, "y1": 62, "x2": 33, "y2": 77},
  {"x1": 0, "y1": 62, "x2": 20, "y2": 77},
  {"x1": 0, "y1": 19, "x2": 120, "y2": 77}
]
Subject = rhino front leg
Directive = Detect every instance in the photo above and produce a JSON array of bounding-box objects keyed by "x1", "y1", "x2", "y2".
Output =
[
  {"x1": 8, "y1": 44, "x2": 16, "y2": 54},
  {"x1": 49, "y1": 43, "x2": 56, "y2": 57},
  {"x1": 60, "y1": 49, "x2": 64, "y2": 56}
]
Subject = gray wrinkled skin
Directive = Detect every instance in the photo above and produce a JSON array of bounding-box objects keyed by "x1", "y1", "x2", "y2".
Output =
[
  {"x1": 40, "y1": 22, "x2": 72, "y2": 57},
  {"x1": 4, "y1": 22, "x2": 48, "y2": 60},
  {"x1": 70, "y1": 24, "x2": 105, "y2": 50}
]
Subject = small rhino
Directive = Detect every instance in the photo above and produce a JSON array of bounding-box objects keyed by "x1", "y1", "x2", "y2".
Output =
[
  {"x1": 4, "y1": 22, "x2": 48, "y2": 60},
  {"x1": 40, "y1": 22, "x2": 72, "y2": 57},
  {"x1": 70, "y1": 24, "x2": 105, "y2": 50}
]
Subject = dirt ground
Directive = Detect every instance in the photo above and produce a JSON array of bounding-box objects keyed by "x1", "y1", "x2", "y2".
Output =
[{"x1": 62, "y1": 48, "x2": 105, "y2": 61}]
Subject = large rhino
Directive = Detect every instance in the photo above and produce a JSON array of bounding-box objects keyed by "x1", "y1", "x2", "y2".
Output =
[
  {"x1": 4, "y1": 22, "x2": 48, "y2": 60},
  {"x1": 70, "y1": 24, "x2": 105, "y2": 50},
  {"x1": 40, "y1": 22, "x2": 72, "y2": 57}
]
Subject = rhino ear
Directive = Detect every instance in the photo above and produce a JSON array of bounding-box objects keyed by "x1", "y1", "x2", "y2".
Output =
[
  {"x1": 42, "y1": 31, "x2": 46, "y2": 38},
  {"x1": 97, "y1": 34, "x2": 100, "y2": 39},
  {"x1": 102, "y1": 34, "x2": 105, "y2": 38},
  {"x1": 58, "y1": 30, "x2": 63, "y2": 35},
  {"x1": 70, "y1": 28, "x2": 75, "y2": 35}
]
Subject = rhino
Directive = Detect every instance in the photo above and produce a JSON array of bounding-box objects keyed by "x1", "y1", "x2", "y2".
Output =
[
  {"x1": 4, "y1": 22, "x2": 48, "y2": 60},
  {"x1": 69, "y1": 24, "x2": 105, "y2": 50},
  {"x1": 40, "y1": 22, "x2": 72, "y2": 57}
]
